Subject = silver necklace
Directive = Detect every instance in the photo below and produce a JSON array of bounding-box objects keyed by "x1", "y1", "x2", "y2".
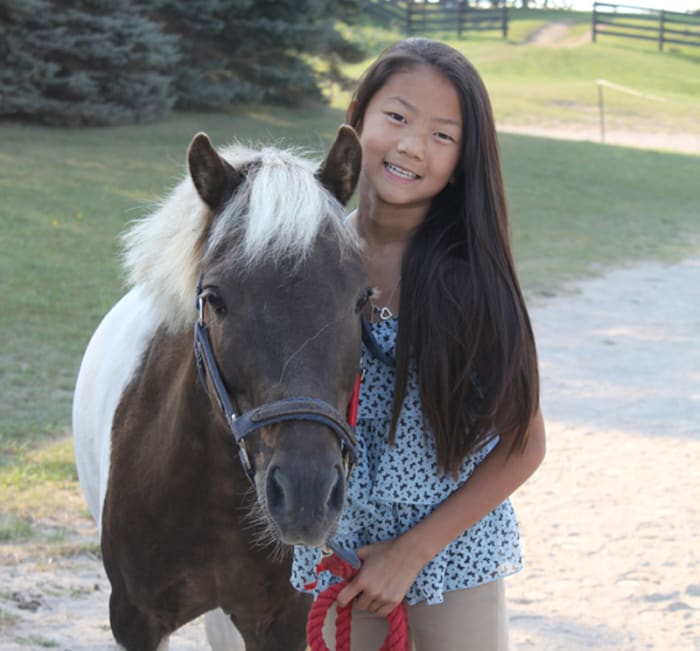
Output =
[{"x1": 369, "y1": 278, "x2": 400, "y2": 322}]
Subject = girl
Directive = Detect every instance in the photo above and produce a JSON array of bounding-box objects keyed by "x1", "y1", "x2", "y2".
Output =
[{"x1": 292, "y1": 38, "x2": 546, "y2": 650}]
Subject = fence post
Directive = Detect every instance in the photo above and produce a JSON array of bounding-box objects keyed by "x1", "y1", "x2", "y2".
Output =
[
  {"x1": 658, "y1": 9, "x2": 665, "y2": 51},
  {"x1": 406, "y1": 1, "x2": 413, "y2": 35},
  {"x1": 592, "y1": 2, "x2": 598, "y2": 43},
  {"x1": 597, "y1": 80, "x2": 605, "y2": 144},
  {"x1": 457, "y1": 0, "x2": 464, "y2": 38},
  {"x1": 502, "y1": 4, "x2": 508, "y2": 39}
]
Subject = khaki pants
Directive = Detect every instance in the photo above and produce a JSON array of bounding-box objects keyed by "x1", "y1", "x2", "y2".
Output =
[{"x1": 322, "y1": 579, "x2": 508, "y2": 651}]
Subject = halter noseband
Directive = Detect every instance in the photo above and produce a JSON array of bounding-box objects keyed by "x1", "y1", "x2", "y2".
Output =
[{"x1": 193, "y1": 278, "x2": 359, "y2": 485}]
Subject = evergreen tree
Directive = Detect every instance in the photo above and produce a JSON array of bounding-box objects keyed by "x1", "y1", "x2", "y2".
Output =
[
  {"x1": 149, "y1": 0, "x2": 365, "y2": 108},
  {"x1": 0, "y1": 0, "x2": 179, "y2": 126},
  {"x1": 0, "y1": 0, "x2": 364, "y2": 125}
]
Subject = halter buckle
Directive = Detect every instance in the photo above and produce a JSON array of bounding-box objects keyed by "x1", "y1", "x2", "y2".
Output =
[
  {"x1": 198, "y1": 296, "x2": 205, "y2": 325},
  {"x1": 239, "y1": 439, "x2": 252, "y2": 471}
]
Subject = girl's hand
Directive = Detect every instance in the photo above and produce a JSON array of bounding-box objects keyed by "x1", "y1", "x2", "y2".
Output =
[{"x1": 335, "y1": 539, "x2": 423, "y2": 616}]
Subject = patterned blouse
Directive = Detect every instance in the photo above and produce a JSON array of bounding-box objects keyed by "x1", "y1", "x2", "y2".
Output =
[{"x1": 291, "y1": 318, "x2": 521, "y2": 605}]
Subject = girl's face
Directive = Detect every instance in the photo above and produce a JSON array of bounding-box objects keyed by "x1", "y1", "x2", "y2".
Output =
[{"x1": 355, "y1": 64, "x2": 462, "y2": 216}]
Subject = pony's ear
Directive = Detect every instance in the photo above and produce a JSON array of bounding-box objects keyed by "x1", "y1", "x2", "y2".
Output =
[
  {"x1": 188, "y1": 133, "x2": 244, "y2": 211},
  {"x1": 316, "y1": 125, "x2": 362, "y2": 206}
]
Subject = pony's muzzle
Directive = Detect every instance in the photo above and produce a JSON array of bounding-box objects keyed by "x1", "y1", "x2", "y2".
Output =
[{"x1": 265, "y1": 461, "x2": 345, "y2": 546}]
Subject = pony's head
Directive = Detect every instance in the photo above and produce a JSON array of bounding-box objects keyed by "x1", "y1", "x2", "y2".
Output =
[{"x1": 123, "y1": 128, "x2": 367, "y2": 546}]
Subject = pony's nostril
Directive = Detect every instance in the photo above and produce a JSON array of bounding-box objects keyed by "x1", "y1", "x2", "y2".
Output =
[
  {"x1": 267, "y1": 466, "x2": 286, "y2": 514},
  {"x1": 327, "y1": 466, "x2": 344, "y2": 513}
]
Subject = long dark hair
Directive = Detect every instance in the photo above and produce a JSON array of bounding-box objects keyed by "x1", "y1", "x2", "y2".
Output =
[{"x1": 349, "y1": 39, "x2": 539, "y2": 475}]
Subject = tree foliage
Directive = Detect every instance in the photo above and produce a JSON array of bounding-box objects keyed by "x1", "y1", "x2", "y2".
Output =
[
  {"x1": 0, "y1": 0, "x2": 179, "y2": 126},
  {"x1": 151, "y1": 0, "x2": 364, "y2": 109},
  {"x1": 0, "y1": 0, "x2": 364, "y2": 126}
]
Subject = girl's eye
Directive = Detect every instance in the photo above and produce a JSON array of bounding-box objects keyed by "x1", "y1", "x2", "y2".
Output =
[
  {"x1": 435, "y1": 131, "x2": 456, "y2": 143},
  {"x1": 386, "y1": 112, "x2": 406, "y2": 123}
]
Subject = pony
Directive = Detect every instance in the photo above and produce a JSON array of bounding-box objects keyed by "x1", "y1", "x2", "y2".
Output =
[{"x1": 72, "y1": 127, "x2": 368, "y2": 650}]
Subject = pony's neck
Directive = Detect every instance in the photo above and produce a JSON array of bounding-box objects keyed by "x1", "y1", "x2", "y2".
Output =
[{"x1": 125, "y1": 329, "x2": 246, "y2": 495}]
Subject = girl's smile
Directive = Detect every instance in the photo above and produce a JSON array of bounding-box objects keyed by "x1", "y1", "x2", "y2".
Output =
[{"x1": 384, "y1": 161, "x2": 420, "y2": 182}]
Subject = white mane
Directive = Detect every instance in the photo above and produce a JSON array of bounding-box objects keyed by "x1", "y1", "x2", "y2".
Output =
[{"x1": 121, "y1": 142, "x2": 353, "y2": 333}]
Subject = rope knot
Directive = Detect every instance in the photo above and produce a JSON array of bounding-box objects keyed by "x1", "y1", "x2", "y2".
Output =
[{"x1": 317, "y1": 553, "x2": 358, "y2": 580}]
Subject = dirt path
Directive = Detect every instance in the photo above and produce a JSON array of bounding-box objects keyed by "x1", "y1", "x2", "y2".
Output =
[
  {"x1": 524, "y1": 19, "x2": 590, "y2": 48},
  {"x1": 2, "y1": 256, "x2": 698, "y2": 649},
  {"x1": 525, "y1": 20, "x2": 571, "y2": 45},
  {"x1": 0, "y1": 530, "x2": 208, "y2": 649},
  {"x1": 508, "y1": 257, "x2": 700, "y2": 650}
]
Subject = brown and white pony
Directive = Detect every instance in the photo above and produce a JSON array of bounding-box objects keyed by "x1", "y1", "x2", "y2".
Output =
[{"x1": 72, "y1": 127, "x2": 367, "y2": 650}]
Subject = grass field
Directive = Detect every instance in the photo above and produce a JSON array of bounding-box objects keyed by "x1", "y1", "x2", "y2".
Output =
[
  {"x1": 1, "y1": 9, "x2": 699, "y2": 543},
  {"x1": 330, "y1": 8, "x2": 700, "y2": 135}
]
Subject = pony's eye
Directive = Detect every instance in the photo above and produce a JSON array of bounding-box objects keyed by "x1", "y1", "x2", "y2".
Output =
[
  {"x1": 203, "y1": 289, "x2": 227, "y2": 316},
  {"x1": 355, "y1": 288, "x2": 373, "y2": 313}
]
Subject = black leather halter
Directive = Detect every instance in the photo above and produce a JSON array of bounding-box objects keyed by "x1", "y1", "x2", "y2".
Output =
[{"x1": 193, "y1": 278, "x2": 359, "y2": 485}]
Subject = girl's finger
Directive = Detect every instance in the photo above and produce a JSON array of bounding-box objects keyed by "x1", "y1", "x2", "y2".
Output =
[
  {"x1": 354, "y1": 591, "x2": 380, "y2": 612},
  {"x1": 336, "y1": 582, "x2": 361, "y2": 609},
  {"x1": 376, "y1": 603, "x2": 395, "y2": 617},
  {"x1": 355, "y1": 544, "x2": 372, "y2": 560}
]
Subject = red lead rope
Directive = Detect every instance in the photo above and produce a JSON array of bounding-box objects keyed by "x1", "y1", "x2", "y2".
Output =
[{"x1": 305, "y1": 553, "x2": 410, "y2": 651}]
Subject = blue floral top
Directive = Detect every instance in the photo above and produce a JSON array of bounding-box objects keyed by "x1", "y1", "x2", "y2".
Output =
[{"x1": 291, "y1": 318, "x2": 521, "y2": 605}]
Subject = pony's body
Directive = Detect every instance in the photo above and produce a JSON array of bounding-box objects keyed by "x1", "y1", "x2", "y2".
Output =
[{"x1": 72, "y1": 130, "x2": 365, "y2": 650}]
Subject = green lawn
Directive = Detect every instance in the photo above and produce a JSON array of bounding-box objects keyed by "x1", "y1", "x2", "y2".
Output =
[
  {"x1": 1, "y1": 10, "x2": 699, "y2": 538},
  {"x1": 331, "y1": 9, "x2": 700, "y2": 135}
]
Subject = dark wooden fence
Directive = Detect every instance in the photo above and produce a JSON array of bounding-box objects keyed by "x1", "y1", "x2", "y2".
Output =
[
  {"x1": 592, "y1": 2, "x2": 700, "y2": 51},
  {"x1": 365, "y1": 1, "x2": 509, "y2": 38}
]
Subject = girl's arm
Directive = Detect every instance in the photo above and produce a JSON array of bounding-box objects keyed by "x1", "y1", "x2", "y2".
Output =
[{"x1": 336, "y1": 408, "x2": 546, "y2": 615}]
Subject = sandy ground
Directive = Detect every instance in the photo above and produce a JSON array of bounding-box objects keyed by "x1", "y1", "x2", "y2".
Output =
[
  {"x1": 508, "y1": 257, "x2": 700, "y2": 651},
  {"x1": 1, "y1": 255, "x2": 697, "y2": 650}
]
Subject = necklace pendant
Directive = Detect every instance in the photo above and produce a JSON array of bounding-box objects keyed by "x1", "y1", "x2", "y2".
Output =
[{"x1": 378, "y1": 306, "x2": 394, "y2": 321}]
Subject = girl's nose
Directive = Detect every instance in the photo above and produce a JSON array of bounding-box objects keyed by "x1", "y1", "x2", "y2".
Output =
[{"x1": 396, "y1": 132, "x2": 425, "y2": 161}]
